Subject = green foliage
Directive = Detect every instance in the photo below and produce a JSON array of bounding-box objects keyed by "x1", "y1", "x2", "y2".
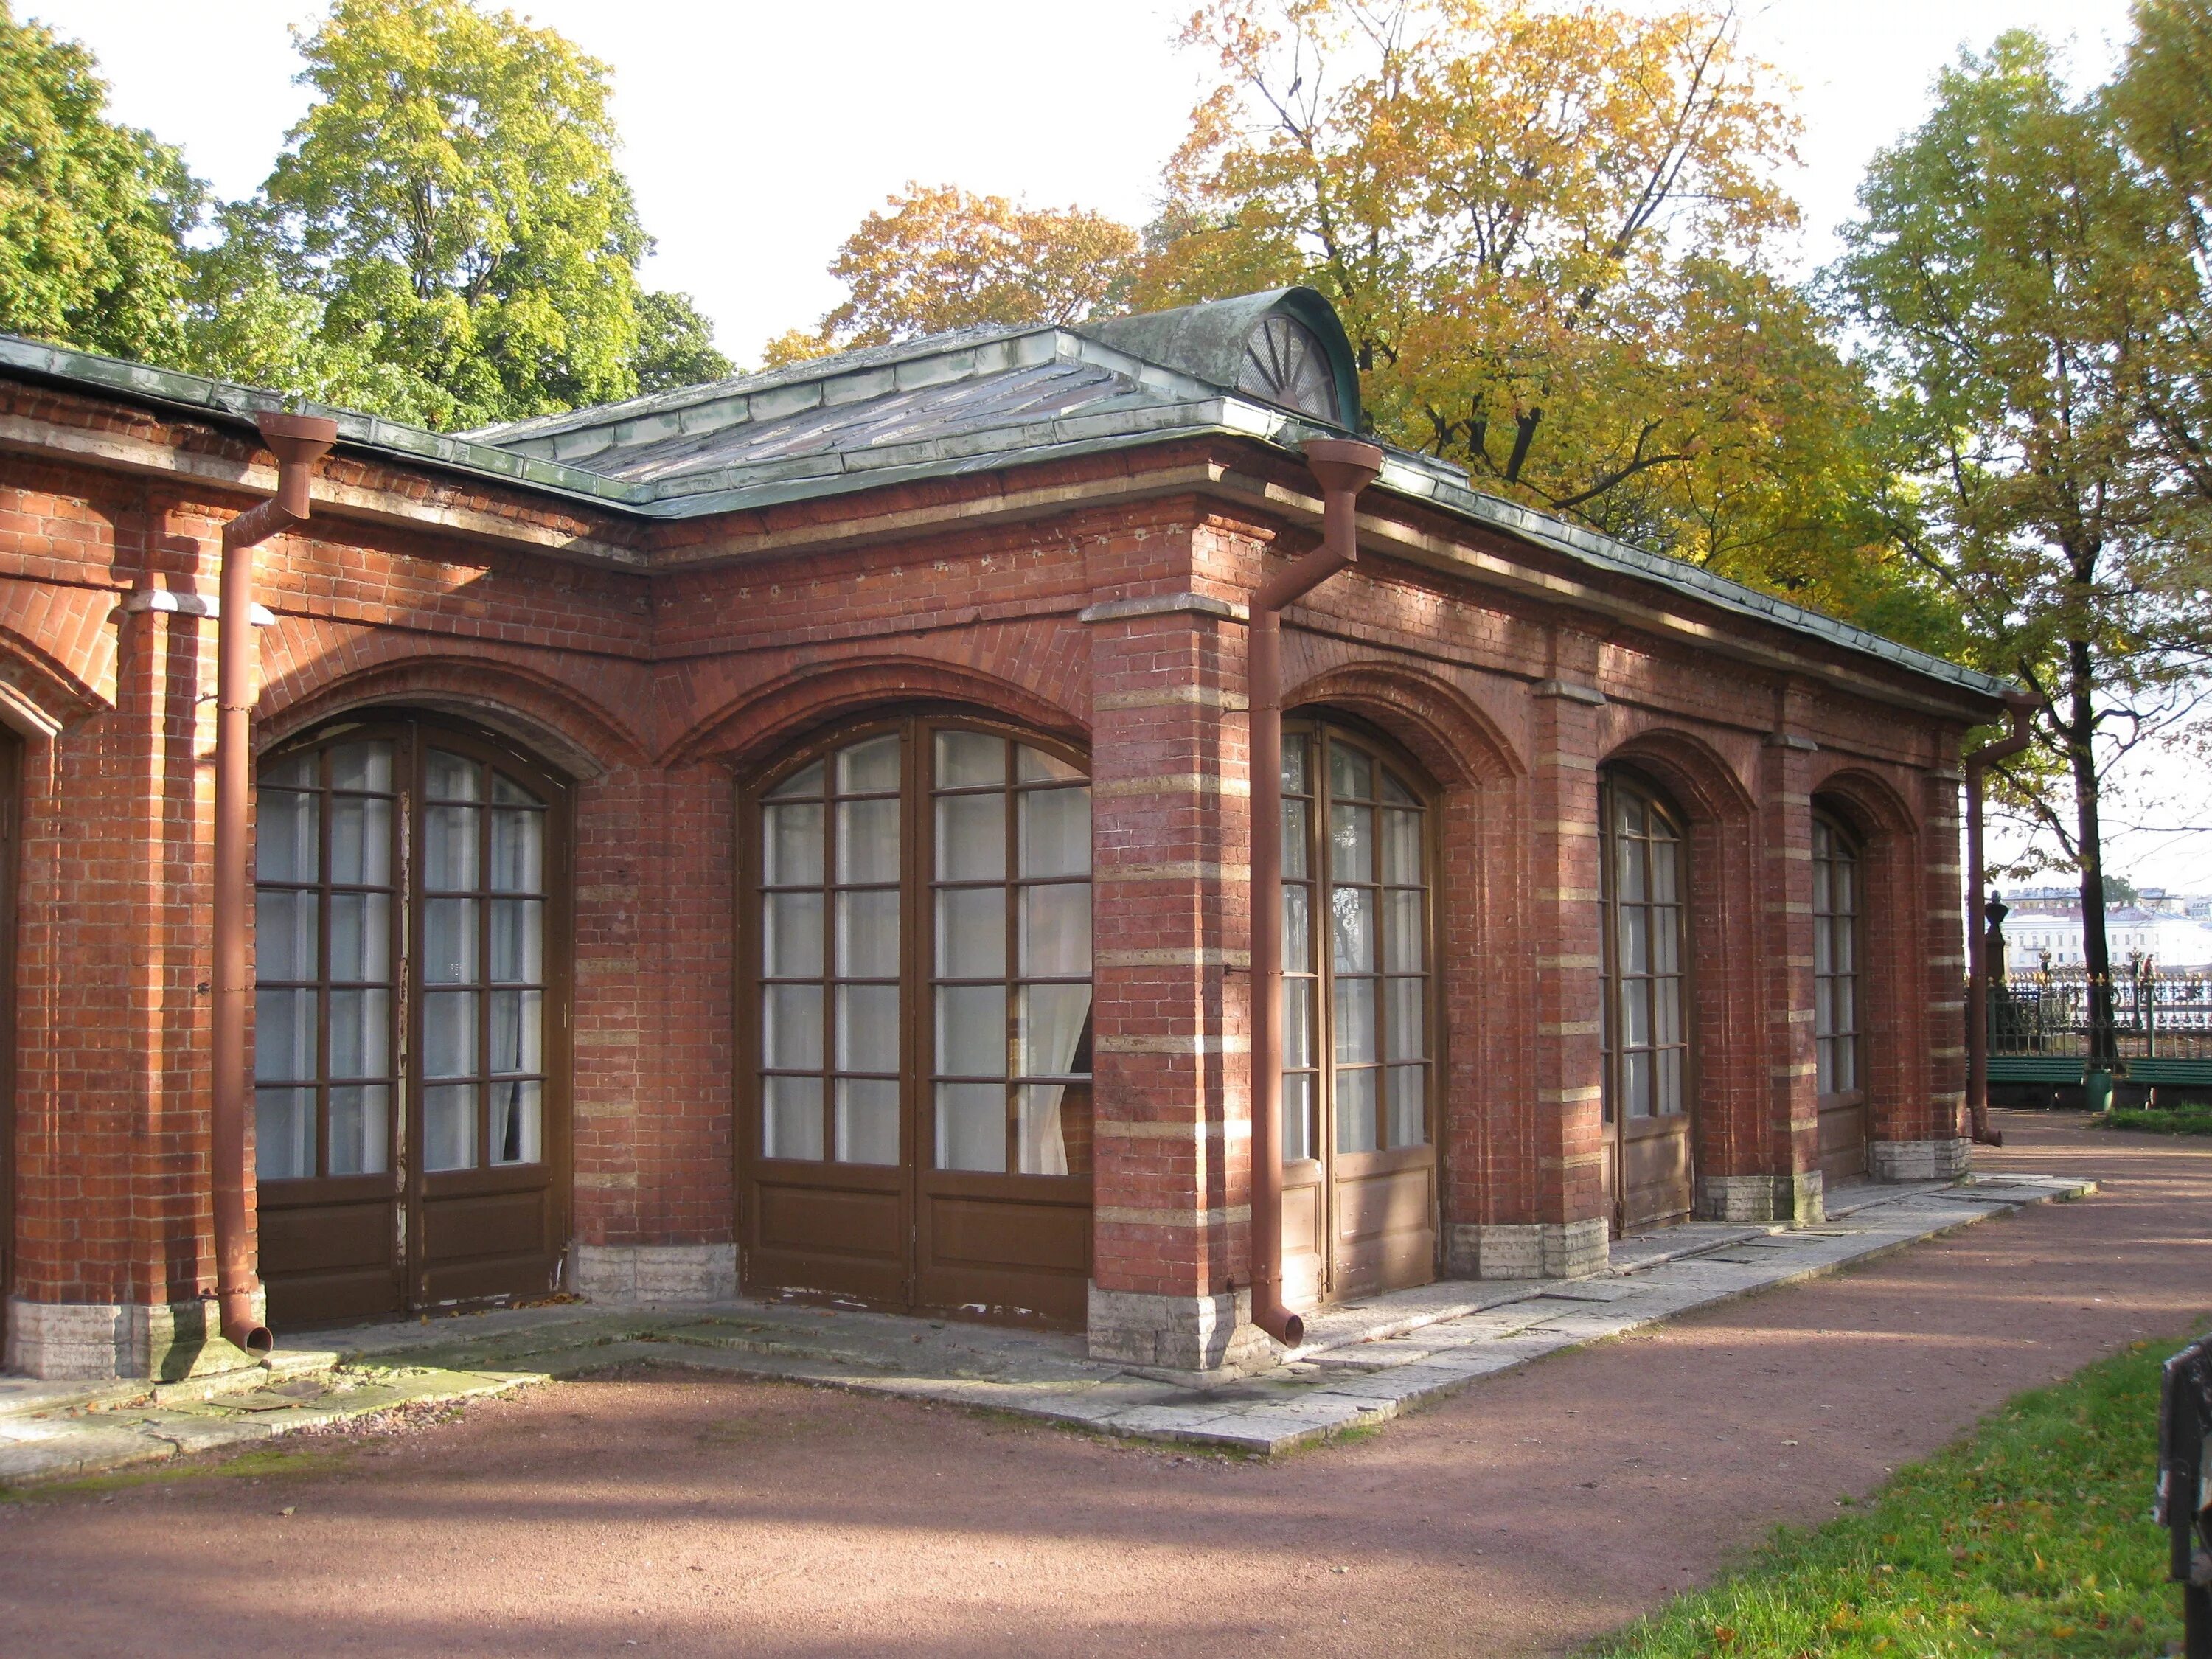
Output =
[
  {"x1": 1590, "y1": 1337, "x2": 2188, "y2": 1658},
  {"x1": 0, "y1": 1, "x2": 199, "y2": 361},
  {"x1": 2104, "y1": 1107, "x2": 2212, "y2": 1134},
  {"x1": 632, "y1": 290, "x2": 732, "y2": 393}
]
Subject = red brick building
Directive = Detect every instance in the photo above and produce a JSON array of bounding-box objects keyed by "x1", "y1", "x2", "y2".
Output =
[{"x1": 0, "y1": 289, "x2": 2004, "y2": 1380}]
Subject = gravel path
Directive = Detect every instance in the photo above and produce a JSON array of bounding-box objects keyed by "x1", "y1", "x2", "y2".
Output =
[{"x1": 4, "y1": 1111, "x2": 2205, "y2": 1658}]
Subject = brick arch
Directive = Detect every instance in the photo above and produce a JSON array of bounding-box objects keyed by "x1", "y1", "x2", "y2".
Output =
[
  {"x1": 1602, "y1": 726, "x2": 1757, "y2": 827},
  {"x1": 1809, "y1": 764, "x2": 1920, "y2": 841},
  {"x1": 1286, "y1": 660, "x2": 1526, "y2": 786},
  {"x1": 0, "y1": 580, "x2": 118, "y2": 726},
  {"x1": 668, "y1": 653, "x2": 1089, "y2": 774},
  {"x1": 256, "y1": 648, "x2": 650, "y2": 779}
]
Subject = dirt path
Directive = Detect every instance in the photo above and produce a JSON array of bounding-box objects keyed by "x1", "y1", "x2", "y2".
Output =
[{"x1": 4, "y1": 1111, "x2": 2205, "y2": 1658}]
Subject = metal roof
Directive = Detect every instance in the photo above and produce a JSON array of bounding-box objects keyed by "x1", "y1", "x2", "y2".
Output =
[{"x1": 0, "y1": 291, "x2": 2013, "y2": 704}]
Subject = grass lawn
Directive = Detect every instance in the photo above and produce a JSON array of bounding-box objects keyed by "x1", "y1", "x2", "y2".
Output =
[
  {"x1": 2104, "y1": 1107, "x2": 2212, "y2": 1135},
  {"x1": 1589, "y1": 1336, "x2": 2190, "y2": 1658}
]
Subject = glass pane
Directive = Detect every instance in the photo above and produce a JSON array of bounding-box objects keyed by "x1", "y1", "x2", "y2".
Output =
[
  {"x1": 836, "y1": 889, "x2": 900, "y2": 978},
  {"x1": 1268, "y1": 885, "x2": 1306, "y2": 978},
  {"x1": 934, "y1": 730, "x2": 1006, "y2": 788},
  {"x1": 1832, "y1": 1034, "x2": 1856, "y2": 1093},
  {"x1": 1385, "y1": 977, "x2": 1425, "y2": 1062},
  {"x1": 254, "y1": 988, "x2": 316, "y2": 1081},
  {"x1": 1832, "y1": 975, "x2": 1854, "y2": 1036},
  {"x1": 330, "y1": 795, "x2": 393, "y2": 887},
  {"x1": 1624, "y1": 1050, "x2": 1654, "y2": 1119},
  {"x1": 935, "y1": 792, "x2": 1005, "y2": 881},
  {"x1": 1282, "y1": 798, "x2": 1310, "y2": 880},
  {"x1": 1016, "y1": 745, "x2": 1083, "y2": 784},
  {"x1": 1284, "y1": 978, "x2": 1314, "y2": 1069},
  {"x1": 1650, "y1": 836, "x2": 1680, "y2": 902},
  {"x1": 835, "y1": 1079, "x2": 900, "y2": 1165},
  {"x1": 1615, "y1": 830, "x2": 1646, "y2": 903},
  {"x1": 1620, "y1": 979, "x2": 1652, "y2": 1049},
  {"x1": 422, "y1": 897, "x2": 478, "y2": 985},
  {"x1": 1329, "y1": 742, "x2": 1373, "y2": 803},
  {"x1": 936, "y1": 985, "x2": 1006, "y2": 1077},
  {"x1": 1018, "y1": 984, "x2": 1091, "y2": 1077},
  {"x1": 1812, "y1": 858, "x2": 1832, "y2": 921},
  {"x1": 1655, "y1": 978, "x2": 1682, "y2": 1046},
  {"x1": 1380, "y1": 769, "x2": 1416, "y2": 807},
  {"x1": 328, "y1": 989, "x2": 389, "y2": 1079},
  {"x1": 763, "y1": 1074, "x2": 824, "y2": 1160},
  {"x1": 1020, "y1": 883, "x2": 1091, "y2": 977},
  {"x1": 1331, "y1": 886, "x2": 1374, "y2": 973},
  {"x1": 329, "y1": 892, "x2": 390, "y2": 984},
  {"x1": 1621, "y1": 905, "x2": 1649, "y2": 975},
  {"x1": 837, "y1": 984, "x2": 900, "y2": 1074},
  {"x1": 765, "y1": 891, "x2": 824, "y2": 978},
  {"x1": 763, "y1": 984, "x2": 824, "y2": 1070},
  {"x1": 1818, "y1": 1038, "x2": 1836, "y2": 1096},
  {"x1": 935, "y1": 1082, "x2": 1005, "y2": 1172},
  {"x1": 330, "y1": 740, "x2": 393, "y2": 793},
  {"x1": 838, "y1": 797, "x2": 901, "y2": 884},
  {"x1": 492, "y1": 773, "x2": 539, "y2": 807},
  {"x1": 262, "y1": 753, "x2": 317, "y2": 789},
  {"x1": 1281, "y1": 1073, "x2": 1314, "y2": 1163},
  {"x1": 1813, "y1": 916, "x2": 1834, "y2": 980},
  {"x1": 1386, "y1": 1065, "x2": 1426, "y2": 1147},
  {"x1": 1831, "y1": 915, "x2": 1854, "y2": 973},
  {"x1": 255, "y1": 1088, "x2": 314, "y2": 1180},
  {"x1": 425, "y1": 750, "x2": 481, "y2": 801},
  {"x1": 489, "y1": 810, "x2": 543, "y2": 893},
  {"x1": 257, "y1": 790, "x2": 319, "y2": 884},
  {"x1": 765, "y1": 759, "x2": 824, "y2": 800},
  {"x1": 422, "y1": 804, "x2": 478, "y2": 891},
  {"x1": 1329, "y1": 804, "x2": 1371, "y2": 883},
  {"x1": 490, "y1": 899, "x2": 544, "y2": 984},
  {"x1": 936, "y1": 887, "x2": 1006, "y2": 978},
  {"x1": 1335, "y1": 1067, "x2": 1377, "y2": 1152},
  {"x1": 1385, "y1": 889, "x2": 1423, "y2": 973},
  {"x1": 1334, "y1": 977, "x2": 1377, "y2": 1064},
  {"x1": 329, "y1": 1085, "x2": 390, "y2": 1176},
  {"x1": 257, "y1": 890, "x2": 317, "y2": 983},
  {"x1": 1018, "y1": 787, "x2": 1090, "y2": 879},
  {"x1": 1653, "y1": 907, "x2": 1681, "y2": 974},
  {"x1": 490, "y1": 990, "x2": 543, "y2": 1074},
  {"x1": 1018, "y1": 1083, "x2": 1091, "y2": 1175},
  {"x1": 764, "y1": 802, "x2": 825, "y2": 886},
  {"x1": 1281, "y1": 736, "x2": 1307, "y2": 796},
  {"x1": 1657, "y1": 1048, "x2": 1685, "y2": 1116},
  {"x1": 424, "y1": 1083, "x2": 477, "y2": 1171},
  {"x1": 422, "y1": 990, "x2": 479, "y2": 1078},
  {"x1": 1382, "y1": 809, "x2": 1422, "y2": 886},
  {"x1": 837, "y1": 734, "x2": 902, "y2": 794},
  {"x1": 491, "y1": 1079, "x2": 542, "y2": 1165}
]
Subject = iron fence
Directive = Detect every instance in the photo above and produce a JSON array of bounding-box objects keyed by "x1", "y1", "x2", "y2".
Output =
[{"x1": 1990, "y1": 965, "x2": 2212, "y2": 1060}]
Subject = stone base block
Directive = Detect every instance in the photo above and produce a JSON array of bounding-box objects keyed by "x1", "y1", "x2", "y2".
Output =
[
  {"x1": 1447, "y1": 1219, "x2": 1609, "y2": 1281},
  {"x1": 1869, "y1": 1138, "x2": 1970, "y2": 1182},
  {"x1": 1085, "y1": 1285, "x2": 1276, "y2": 1379},
  {"x1": 571, "y1": 1244, "x2": 738, "y2": 1304},
  {"x1": 4, "y1": 1293, "x2": 267, "y2": 1382},
  {"x1": 1699, "y1": 1171, "x2": 1826, "y2": 1225}
]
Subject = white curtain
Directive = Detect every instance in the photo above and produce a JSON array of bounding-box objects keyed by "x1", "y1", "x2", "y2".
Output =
[{"x1": 1018, "y1": 986, "x2": 1091, "y2": 1175}]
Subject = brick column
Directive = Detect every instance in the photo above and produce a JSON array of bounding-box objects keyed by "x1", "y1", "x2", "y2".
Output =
[
  {"x1": 1473, "y1": 670, "x2": 1607, "y2": 1279},
  {"x1": 1871, "y1": 764, "x2": 1969, "y2": 1179},
  {"x1": 1080, "y1": 592, "x2": 1270, "y2": 1376}
]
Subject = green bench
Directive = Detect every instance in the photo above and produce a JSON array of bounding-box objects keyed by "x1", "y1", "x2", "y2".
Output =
[{"x1": 1986, "y1": 1054, "x2": 2212, "y2": 1091}]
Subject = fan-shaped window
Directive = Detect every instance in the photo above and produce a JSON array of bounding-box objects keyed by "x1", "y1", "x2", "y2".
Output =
[{"x1": 1239, "y1": 313, "x2": 1340, "y2": 421}]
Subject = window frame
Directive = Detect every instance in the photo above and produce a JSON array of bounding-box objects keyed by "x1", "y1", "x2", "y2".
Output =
[
  {"x1": 1599, "y1": 768, "x2": 1694, "y2": 1127},
  {"x1": 1811, "y1": 810, "x2": 1865, "y2": 1107}
]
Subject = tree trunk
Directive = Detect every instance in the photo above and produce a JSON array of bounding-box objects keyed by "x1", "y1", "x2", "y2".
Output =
[{"x1": 2065, "y1": 635, "x2": 2117, "y2": 1070}]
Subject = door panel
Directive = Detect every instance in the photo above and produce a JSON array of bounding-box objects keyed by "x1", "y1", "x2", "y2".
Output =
[{"x1": 1818, "y1": 1098, "x2": 1868, "y2": 1181}]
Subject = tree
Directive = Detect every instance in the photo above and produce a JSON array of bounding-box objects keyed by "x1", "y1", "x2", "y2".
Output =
[
  {"x1": 200, "y1": 0, "x2": 724, "y2": 428},
  {"x1": 0, "y1": 2, "x2": 198, "y2": 361},
  {"x1": 775, "y1": 182, "x2": 1142, "y2": 358},
  {"x1": 1127, "y1": 0, "x2": 1956, "y2": 641},
  {"x1": 1839, "y1": 28, "x2": 2212, "y2": 1068}
]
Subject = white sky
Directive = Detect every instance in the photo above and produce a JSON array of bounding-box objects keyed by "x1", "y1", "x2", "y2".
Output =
[{"x1": 27, "y1": 0, "x2": 2210, "y2": 888}]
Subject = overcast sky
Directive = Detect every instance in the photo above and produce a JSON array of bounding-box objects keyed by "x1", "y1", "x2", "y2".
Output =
[{"x1": 29, "y1": 0, "x2": 2209, "y2": 891}]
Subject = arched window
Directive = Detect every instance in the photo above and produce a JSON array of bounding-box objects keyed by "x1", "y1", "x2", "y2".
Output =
[
  {"x1": 1239, "y1": 314, "x2": 1340, "y2": 421},
  {"x1": 1599, "y1": 769, "x2": 1692, "y2": 1231},
  {"x1": 1812, "y1": 814, "x2": 1861, "y2": 1098},
  {"x1": 745, "y1": 714, "x2": 1093, "y2": 1323}
]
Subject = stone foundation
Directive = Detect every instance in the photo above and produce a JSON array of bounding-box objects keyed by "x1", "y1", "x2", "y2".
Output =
[
  {"x1": 1699, "y1": 1170, "x2": 1826, "y2": 1225},
  {"x1": 1448, "y1": 1218, "x2": 1610, "y2": 1281},
  {"x1": 1085, "y1": 1285, "x2": 1276, "y2": 1379},
  {"x1": 571, "y1": 1244, "x2": 738, "y2": 1304},
  {"x1": 1869, "y1": 1138, "x2": 1971, "y2": 1181},
  {"x1": 4, "y1": 1294, "x2": 268, "y2": 1381}
]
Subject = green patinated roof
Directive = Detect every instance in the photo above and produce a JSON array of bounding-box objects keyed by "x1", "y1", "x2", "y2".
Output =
[{"x1": 0, "y1": 289, "x2": 2011, "y2": 706}]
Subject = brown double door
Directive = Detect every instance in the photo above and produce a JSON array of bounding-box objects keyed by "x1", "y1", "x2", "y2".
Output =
[
  {"x1": 253, "y1": 718, "x2": 571, "y2": 1327},
  {"x1": 1276, "y1": 719, "x2": 1439, "y2": 1307},
  {"x1": 740, "y1": 715, "x2": 1094, "y2": 1328},
  {"x1": 1600, "y1": 771, "x2": 1695, "y2": 1234}
]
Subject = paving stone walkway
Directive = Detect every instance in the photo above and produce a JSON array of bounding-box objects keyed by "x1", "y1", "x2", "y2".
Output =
[{"x1": 0, "y1": 1167, "x2": 2089, "y2": 1483}]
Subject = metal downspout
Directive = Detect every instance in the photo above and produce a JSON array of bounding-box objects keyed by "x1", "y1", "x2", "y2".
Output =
[
  {"x1": 212, "y1": 411, "x2": 337, "y2": 1357},
  {"x1": 1248, "y1": 437, "x2": 1384, "y2": 1349},
  {"x1": 1963, "y1": 690, "x2": 2038, "y2": 1150}
]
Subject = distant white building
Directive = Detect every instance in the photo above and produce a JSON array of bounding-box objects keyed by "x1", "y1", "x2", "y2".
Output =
[{"x1": 2000, "y1": 901, "x2": 2212, "y2": 969}]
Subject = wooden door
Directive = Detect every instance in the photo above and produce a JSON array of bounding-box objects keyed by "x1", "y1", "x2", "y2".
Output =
[
  {"x1": 741, "y1": 716, "x2": 1093, "y2": 1329},
  {"x1": 254, "y1": 720, "x2": 570, "y2": 1328},
  {"x1": 1277, "y1": 720, "x2": 1438, "y2": 1308},
  {"x1": 1601, "y1": 773, "x2": 1694, "y2": 1233},
  {"x1": 1812, "y1": 814, "x2": 1868, "y2": 1181}
]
